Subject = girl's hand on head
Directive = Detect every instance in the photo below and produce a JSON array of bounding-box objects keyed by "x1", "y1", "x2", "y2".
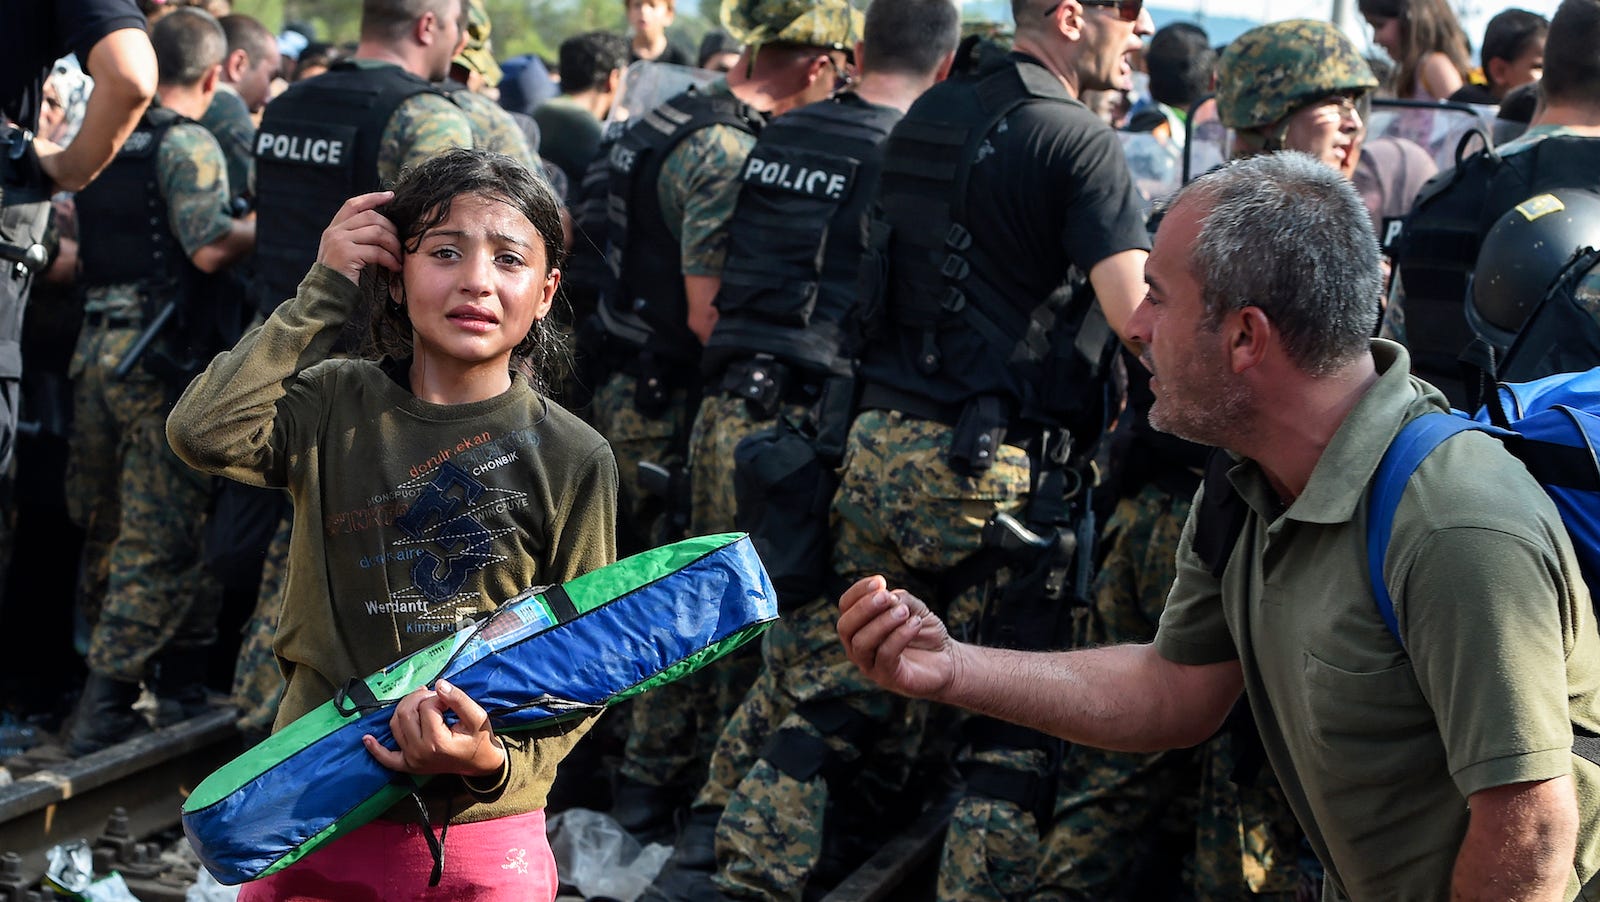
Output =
[
  {"x1": 361, "y1": 679, "x2": 506, "y2": 778},
  {"x1": 317, "y1": 191, "x2": 402, "y2": 287}
]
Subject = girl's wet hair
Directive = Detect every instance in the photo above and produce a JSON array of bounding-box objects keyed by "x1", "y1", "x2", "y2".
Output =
[{"x1": 366, "y1": 147, "x2": 570, "y2": 393}]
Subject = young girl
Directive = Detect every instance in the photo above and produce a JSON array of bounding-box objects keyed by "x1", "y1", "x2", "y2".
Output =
[
  {"x1": 1359, "y1": 0, "x2": 1472, "y2": 102},
  {"x1": 168, "y1": 148, "x2": 618, "y2": 900}
]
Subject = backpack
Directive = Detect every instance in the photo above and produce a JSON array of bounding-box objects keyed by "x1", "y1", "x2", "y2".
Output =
[
  {"x1": 1367, "y1": 371, "x2": 1600, "y2": 646},
  {"x1": 1197, "y1": 368, "x2": 1600, "y2": 763}
]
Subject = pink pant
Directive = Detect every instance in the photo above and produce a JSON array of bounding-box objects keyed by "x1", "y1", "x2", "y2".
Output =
[{"x1": 235, "y1": 809, "x2": 557, "y2": 902}]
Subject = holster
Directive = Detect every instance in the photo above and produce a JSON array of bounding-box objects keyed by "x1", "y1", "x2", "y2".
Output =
[
  {"x1": 631, "y1": 352, "x2": 674, "y2": 420},
  {"x1": 719, "y1": 356, "x2": 792, "y2": 421},
  {"x1": 948, "y1": 394, "x2": 1007, "y2": 477}
]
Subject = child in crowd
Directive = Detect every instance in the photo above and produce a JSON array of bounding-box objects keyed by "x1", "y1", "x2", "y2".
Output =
[
  {"x1": 626, "y1": 0, "x2": 692, "y2": 66},
  {"x1": 1359, "y1": 0, "x2": 1473, "y2": 101},
  {"x1": 1450, "y1": 8, "x2": 1548, "y2": 104},
  {"x1": 167, "y1": 148, "x2": 618, "y2": 900}
]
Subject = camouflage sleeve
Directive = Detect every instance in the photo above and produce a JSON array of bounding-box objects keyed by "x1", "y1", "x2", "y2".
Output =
[
  {"x1": 656, "y1": 123, "x2": 757, "y2": 277},
  {"x1": 201, "y1": 90, "x2": 257, "y2": 199},
  {"x1": 378, "y1": 92, "x2": 475, "y2": 186},
  {"x1": 453, "y1": 91, "x2": 537, "y2": 168},
  {"x1": 157, "y1": 123, "x2": 235, "y2": 258}
]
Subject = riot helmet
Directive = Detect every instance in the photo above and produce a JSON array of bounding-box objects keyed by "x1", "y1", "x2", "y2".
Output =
[{"x1": 1470, "y1": 189, "x2": 1600, "y2": 339}]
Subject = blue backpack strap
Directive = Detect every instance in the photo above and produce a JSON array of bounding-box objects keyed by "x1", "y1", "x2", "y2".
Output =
[{"x1": 1367, "y1": 413, "x2": 1486, "y2": 648}]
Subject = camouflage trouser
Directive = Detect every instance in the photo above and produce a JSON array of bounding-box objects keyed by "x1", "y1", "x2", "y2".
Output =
[
  {"x1": 617, "y1": 393, "x2": 790, "y2": 791},
  {"x1": 589, "y1": 370, "x2": 692, "y2": 556},
  {"x1": 951, "y1": 484, "x2": 1304, "y2": 901},
  {"x1": 711, "y1": 410, "x2": 1029, "y2": 901},
  {"x1": 231, "y1": 510, "x2": 292, "y2": 739},
  {"x1": 67, "y1": 325, "x2": 220, "y2": 682}
]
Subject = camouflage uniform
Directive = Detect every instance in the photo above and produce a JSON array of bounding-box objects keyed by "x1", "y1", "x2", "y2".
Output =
[
  {"x1": 452, "y1": 88, "x2": 537, "y2": 166},
  {"x1": 231, "y1": 508, "x2": 291, "y2": 741},
  {"x1": 200, "y1": 85, "x2": 255, "y2": 200},
  {"x1": 708, "y1": 410, "x2": 1023, "y2": 900},
  {"x1": 601, "y1": 92, "x2": 757, "y2": 795},
  {"x1": 621, "y1": 395, "x2": 804, "y2": 798},
  {"x1": 67, "y1": 120, "x2": 234, "y2": 685},
  {"x1": 448, "y1": 0, "x2": 534, "y2": 167},
  {"x1": 375, "y1": 85, "x2": 475, "y2": 186}
]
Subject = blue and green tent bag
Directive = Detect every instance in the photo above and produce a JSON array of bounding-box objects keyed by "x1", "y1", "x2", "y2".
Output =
[{"x1": 182, "y1": 532, "x2": 777, "y2": 885}]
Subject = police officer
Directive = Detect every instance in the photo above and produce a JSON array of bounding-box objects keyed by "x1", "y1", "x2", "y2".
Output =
[
  {"x1": 0, "y1": 2, "x2": 154, "y2": 477},
  {"x1": 595, "y1": 0, "x2": 861, "y2": 842},
  {"x1": 1390, "y1": 0, "x2": 1600, "y2": 407},
  {"x1": 251, "y1": 0, "x2": 470, "y2": 318},
  {"x1": 654, "y1": 0, "x2": 960, "y2": 882},
  {"x1": 203, "y1": 14, "x2": 277, "y2": 205},
  {"x1": 705, "y1": 0, "x2": 1151, "y2": 898},
  {"x1": 50, "y1": 8, "x2": 254, "y2": 759}
]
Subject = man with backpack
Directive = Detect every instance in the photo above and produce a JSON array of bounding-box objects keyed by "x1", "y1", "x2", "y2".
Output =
[{"x1": 840, "y1": 151, "x2": 1600, "y2": 899}]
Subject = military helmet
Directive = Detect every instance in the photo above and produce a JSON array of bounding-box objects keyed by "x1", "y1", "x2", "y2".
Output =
[
  {"x1": 720, "y1": 0, "x2": 863, "y2": 52},
  {"x1": 1216, "y1": 19, "x2": 1378, "y2": 131},
  {"x1": 454, "y1": 0, "x2": 503, "y2": 87},
  {"x1": 1470, "y1": 189, "x2": 1600, "y2": 337}
]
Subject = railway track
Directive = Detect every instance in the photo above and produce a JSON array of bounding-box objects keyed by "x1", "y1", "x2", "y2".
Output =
[{"x1": 0, "y1": 710, "x2": 945, "y2": 901}]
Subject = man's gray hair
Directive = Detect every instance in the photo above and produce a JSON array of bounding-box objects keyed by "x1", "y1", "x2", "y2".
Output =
[{"x1": 1180, "y1": 151, "x2": 1380, "y2": 376}]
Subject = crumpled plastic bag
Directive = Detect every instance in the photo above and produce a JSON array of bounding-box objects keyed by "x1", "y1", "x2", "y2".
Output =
[
  {"x1": 185, "y1": 866, "x2": 240, "y2": 901},
  {"x1": 44, "y1": 840, "x2": 95, "y2": 894},
  {"x1": 43, "y1": 841, "x2": 143, "y2": 901},
  {"x1": 80, "y1": 873, "x2": 140, "y2": 902},
  {"x1": 547, "y1": 808, "x2": 672, "y2": 902}
]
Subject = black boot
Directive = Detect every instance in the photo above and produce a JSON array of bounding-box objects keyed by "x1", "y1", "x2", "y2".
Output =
[
  {"x1": 670, "y1": 806, "x2": 722, "y2": 871},
  {"x1": 610, "y1": 774, "x2": 682, "y2": 842},
  {"x1": 151, "y1": 645, "x2": 214, "y2": 727},
  {"x1": 63, "y1": 674, "x2": 147, "y2": 756}
]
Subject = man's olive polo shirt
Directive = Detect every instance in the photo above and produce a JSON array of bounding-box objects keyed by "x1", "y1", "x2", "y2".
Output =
[{"x1": 1155, "y1": 340, "x2": 1600, "y2": 899}]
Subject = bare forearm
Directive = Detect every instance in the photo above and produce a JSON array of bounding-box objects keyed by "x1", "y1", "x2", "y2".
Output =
[
  {"x1": 41, "y1": 30, "x2": 155, "y2": 192},
  {"x1": 942, "y1": 641, "x2": 1241, "y2": 753},
  {"x1": 191, "y1": 219, "x2": 255, "y2": 274},
  {"x1": 684, "y1": 274, "x2": 719, "y2": 344},
  {"x1": 1452, "y1": 777, "x2": 1577, "y2": 901}
]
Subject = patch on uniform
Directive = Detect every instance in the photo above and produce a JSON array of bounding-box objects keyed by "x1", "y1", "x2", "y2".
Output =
[
  {"x1": 254, "y1": 120, "x2": 355, "y2": 168},
  {"x1": 119, "y1": 129, "x2": 156, "y2": 157},
  {"x1": 740, "y1": 145, "x2": 856, "y2": 201},
  {"x1": 1516, "y1": 193, "x2": 1566, "y2": 221}
]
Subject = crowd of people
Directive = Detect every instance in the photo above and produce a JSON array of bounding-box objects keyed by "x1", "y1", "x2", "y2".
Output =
[{"x1": 5, "y1": 0, "x2": 1600, "y2": 898}]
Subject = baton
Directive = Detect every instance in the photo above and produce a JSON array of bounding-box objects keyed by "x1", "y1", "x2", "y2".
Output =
[{"x1": 113, "y1": 300, "x2": 178, "y2": 380}]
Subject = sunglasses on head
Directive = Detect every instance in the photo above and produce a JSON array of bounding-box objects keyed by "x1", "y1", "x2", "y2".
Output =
[{"x1": 1043, "y1": 0, "x2": 1143, "y2": 22}]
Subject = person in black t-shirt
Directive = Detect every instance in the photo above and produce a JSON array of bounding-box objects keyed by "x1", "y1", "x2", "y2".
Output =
[
  {"x1": 4, "y1": 1, "x2": 155, "y2": 193},
  {"x1": 0, "y1": 1, "x2": 153, "y2": 470}
]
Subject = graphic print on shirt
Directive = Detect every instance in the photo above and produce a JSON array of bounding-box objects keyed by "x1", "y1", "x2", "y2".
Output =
[{"x1": 386, "y1": 458, "x2": 525, "y2": 633}]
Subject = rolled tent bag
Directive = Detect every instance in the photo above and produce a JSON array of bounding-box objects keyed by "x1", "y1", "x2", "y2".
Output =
[{"x1": 182, "y1": 532, "x2": 778, "y2": 885}]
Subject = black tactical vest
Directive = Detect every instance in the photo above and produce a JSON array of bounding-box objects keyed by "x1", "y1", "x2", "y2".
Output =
[
  {"x1": 705, "y1": 93, "x2": 901, "y2": 380},
  {"x1": 858, "y1": 57, "x2": 1113, "y2": 436},
  {"x1": 76, "y1": 106, "x2": 187, "y2": 290},
  {"x1": 598, "y1": 86, "x2": 763, "y2": 363},
  {"x1": 564, "y1": 121, "x2": 624, "y2": 318},
  {"x1": 252, "y1": 61, "x2": 440, "y2": 314},
  {"x1": 1394, "y1": 134, "x2": 1600, "y2": 406}
]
